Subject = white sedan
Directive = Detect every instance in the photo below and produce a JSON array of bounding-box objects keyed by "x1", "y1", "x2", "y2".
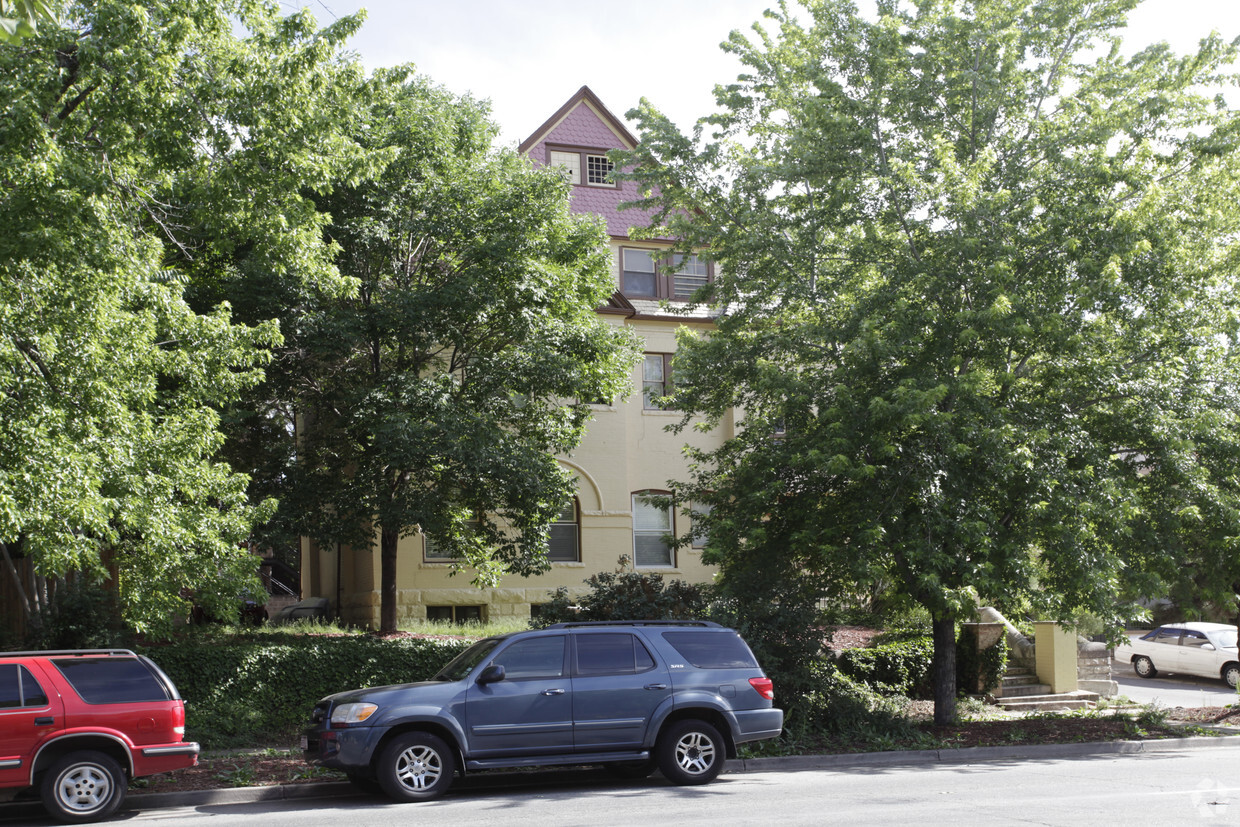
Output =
[{"x1": 1115, "y1": 622, "x2": 1240, "y2": 689}]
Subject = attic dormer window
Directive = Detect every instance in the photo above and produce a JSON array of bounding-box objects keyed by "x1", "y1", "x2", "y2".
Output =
[{"x1": 547, "y1": 145, "x2": 616, "y2": 188}]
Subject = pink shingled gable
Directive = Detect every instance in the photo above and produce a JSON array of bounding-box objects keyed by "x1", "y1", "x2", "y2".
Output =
[{"x1": 529, "y1": 102, "x2": 667, "y2": 241}]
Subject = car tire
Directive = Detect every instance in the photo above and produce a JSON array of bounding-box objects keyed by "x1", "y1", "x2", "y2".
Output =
[
  {"x1": 1133, "y1": 655, "x2": 1157, "y2": 678},
  {"x1": 1223, "y1": 663, "x2": 1240, "y2": 690},
  {"x1": 376, "y1": 732, "x2": 455, "y2": 802},
  {"x1": 657, "y1": 720, "x2": 725, "y2": 786},
  {"x1": 40, "y1": 750, "x2": 126, "y2": 824}
]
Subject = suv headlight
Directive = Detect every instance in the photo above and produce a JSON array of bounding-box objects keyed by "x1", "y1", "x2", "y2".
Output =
[{"x1": 330, "y1": 703, "x2": 379, "y2": 727}]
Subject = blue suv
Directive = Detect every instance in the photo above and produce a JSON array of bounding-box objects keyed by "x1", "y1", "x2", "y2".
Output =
[{"x1": 302, "y1": 621, "x2": 782, "y2": 801}]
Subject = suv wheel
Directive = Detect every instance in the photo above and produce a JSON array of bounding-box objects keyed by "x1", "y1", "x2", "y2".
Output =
[
  {"x1": 376, "y1": 732, "x2": 455, "y2": 802},
  {"x1": 657, "y1": 720, "x2": 724, "y2": 786},
  {"x1": 40, "y1": 751, "x2": 125, "y2": 824}
]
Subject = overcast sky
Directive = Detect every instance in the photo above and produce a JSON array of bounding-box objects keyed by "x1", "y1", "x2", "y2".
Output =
[{"x1": 292, "y1": 0, "x2": 1240, "y2": 146}]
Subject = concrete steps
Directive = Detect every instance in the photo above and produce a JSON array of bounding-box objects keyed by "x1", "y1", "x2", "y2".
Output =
[{"x1": 996, "y1": 666, "x2": 1099, "y2": 711}]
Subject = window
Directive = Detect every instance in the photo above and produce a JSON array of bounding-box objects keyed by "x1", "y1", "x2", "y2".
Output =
[
  {"x1": 491, "y1": 636, "x2": 566, "y2": 680},
  {"x1": 0, "y1": 664, "x2": 48, "y2": 709},
  {"x1": 690, "y1": 502, "x2": 712, "y2": 549},
  {"x1": 427, "y1": 605, "x2": 484, "y2": 624},
  {"x1": 424, "y1": 515, "x2": 480, "y2": 562},
  {"x1": 643, "y1": 354, "x2": 674, "y2": 410},
  {"x1": 621, "y1": 248, "x2": 713, "y2": 300},
  {"x1": 672, "y1": 254, "x2": 709, "y2": 299},
  {"x1": 661, "y1": 631, "x2": 760, "y2": 669},
  {"x1": 423, "y1": 534, "x2": 454, "y2": 562},
  {"x1": 622, "y1": 248, "x2": 657, "y2": 296},
  {"x1": 575, "y1": 633, "x2": 657, "y2": 676},
  {"x1": 586, "y1": 153, "x2": 615, "y2": 185},
  {"x1": 548, "y1": 150, "x2": 581, "y2": 184},
  {"x1": 633, "y1": 492, "x2": 673, "y2": 568},
  {"x1": 547, "y1": 145, "x2": 615, "y2": 188},
  {"x1": 547, "y1": 498, "x2": 580, "y2": 562},
  {"x1": 53, "y1": 658, "x2": 171, "y2": 704}
]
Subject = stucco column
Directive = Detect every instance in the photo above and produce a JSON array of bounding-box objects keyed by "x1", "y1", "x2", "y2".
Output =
[{"x1": 1033, "y1": 621, "x2": 1079, "y2": 694}]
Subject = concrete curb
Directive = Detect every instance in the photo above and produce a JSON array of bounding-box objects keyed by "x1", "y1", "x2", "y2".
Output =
[{"x1": 2, "y1": 733, "x2": 1236, "y2": 818}]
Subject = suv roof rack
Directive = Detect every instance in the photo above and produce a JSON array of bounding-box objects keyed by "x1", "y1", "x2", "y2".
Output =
[
  {"x1": 0, "y1": 649, "x2": 138, "y2": 658},
  {"x1": 544, "y1": 620, "x2": 722, "y2": 629}
]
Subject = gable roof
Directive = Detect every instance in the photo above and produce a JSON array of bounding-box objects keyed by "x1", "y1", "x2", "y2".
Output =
[{"x1": 518, "y1": 85, "x2": 638, "y2": 155}]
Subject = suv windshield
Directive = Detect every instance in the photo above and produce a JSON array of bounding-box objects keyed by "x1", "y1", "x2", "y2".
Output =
[{"x1": 433, "y1": 639, "x2": 501, "y2": 682}]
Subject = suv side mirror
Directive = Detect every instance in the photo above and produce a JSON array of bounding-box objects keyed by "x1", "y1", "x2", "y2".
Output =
[{"x1": 477, "y1": 665, "x2": 505, "y2": 685}]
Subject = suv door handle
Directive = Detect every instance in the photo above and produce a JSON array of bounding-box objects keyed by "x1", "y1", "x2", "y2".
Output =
[
  {"x1": 541, "y1": 688, "x2": 565, "y2": 696},
  {"x1": 644, "y1": 684, "x2": 668, "y2": 691},
  {"x1": 34, "y1": 717, "x2": 54, "y2": 726}
]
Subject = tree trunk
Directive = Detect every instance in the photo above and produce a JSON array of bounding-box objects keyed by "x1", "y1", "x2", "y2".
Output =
[
  {"x1": 379, "y1": 527, "x2": 399, "y2": 634},
  {"x1": 931, "y1": 614, "x2": 958, "y2": 725}
]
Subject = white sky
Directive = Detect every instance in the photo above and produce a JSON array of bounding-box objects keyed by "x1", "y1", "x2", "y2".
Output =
[{"x1": 293, "y1": 0, "x2": 1240, "y2": 146}]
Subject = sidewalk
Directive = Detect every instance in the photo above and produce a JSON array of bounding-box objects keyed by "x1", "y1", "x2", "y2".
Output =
[{"x1": 4, "y1": 728, "x2": 1236, "y2": 821}]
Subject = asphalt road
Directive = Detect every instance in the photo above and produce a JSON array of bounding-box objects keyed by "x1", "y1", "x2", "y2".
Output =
[
  {"x1": 1111, "y1": 659, "x2": 1238, "y2": 708},
  {"x1": 6, "y1": 743, "x2": 1238, "y2": 827}
]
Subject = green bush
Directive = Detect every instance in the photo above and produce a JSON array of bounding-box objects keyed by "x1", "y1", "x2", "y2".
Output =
[
  {"x1": 530, "y1": 556, "x2": 712, "y2": 627},
  {"x1": 141, "y1": 634, "x2": 472, "y2": 748},
  {"x1": 26, "y1": 580, "x2": 129, "y2": 650},
  {"x1": 835, "y1": 634, "x2": 934, "y2": 699},
  {"x1": 956, "y1": 627, "x2": 1009, "y2": 695},
  {"x1": 751, "y1": 661, "x2": 931, "y2": 755}
]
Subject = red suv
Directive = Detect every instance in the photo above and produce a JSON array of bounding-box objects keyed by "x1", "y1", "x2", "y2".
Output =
[{"x1": 0, "y1": 649, "x2": 199, "y2": 823}]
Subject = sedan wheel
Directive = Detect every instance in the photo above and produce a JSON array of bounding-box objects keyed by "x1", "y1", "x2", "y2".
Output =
[
  {"x1": 376, "y1": 732, "x2": 455, "y2": 802},
  {"x1": 657, "y1": 720, "x2": 724, "y2": 786},
  {"x1": 1223, "y1": 663, "x2": 1240, "y2": 690},
  {"x1": 1133, "y1": 655, "x2": 1157, "y2": 678}
]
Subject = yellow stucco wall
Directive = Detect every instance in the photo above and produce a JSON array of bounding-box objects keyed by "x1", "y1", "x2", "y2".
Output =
[{"x1": 307, "y1": 242, "x2": 735, "y2": 629}]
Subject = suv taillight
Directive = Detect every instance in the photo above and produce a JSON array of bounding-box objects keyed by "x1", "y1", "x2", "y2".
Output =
[{"x1": 749, "y1": 677, "x2": 774, "y2": 700}]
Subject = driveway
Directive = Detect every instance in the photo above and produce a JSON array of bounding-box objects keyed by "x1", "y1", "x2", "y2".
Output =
[{"x1": 1111, "y1": 659, "x2": 1237, "y2": 707}]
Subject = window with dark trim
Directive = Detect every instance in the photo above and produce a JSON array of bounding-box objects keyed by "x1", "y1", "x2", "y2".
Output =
[
  {"x1": 547, "y1": 498, "x2": 580, "y2": 562},
  {"x1": 547, "y1": 145, "x2": 616, "y2": 188},
  {"x1": 642, "y1": 353, "x2": 675, "y2": 410},
  {"x1": 427, "y1": 605, "x2": 484, "y2": 623},
  {"x1": 621, "y1": 248, "x2": 713, "y2": 300},
  {"x1": 632, "y1": 491, "x2": 674, "y2": 568}
]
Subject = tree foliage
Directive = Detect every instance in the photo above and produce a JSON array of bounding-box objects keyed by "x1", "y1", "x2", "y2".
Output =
[
  {"x1": 621, "y1": 0, "x2": 1240, "y2": 722},
  {"x1": 0, "y1": 0, "x2": 375, "y2": 636},
  {"x1": 292, "y1": 74, "x2": 641, "y2": 632}
]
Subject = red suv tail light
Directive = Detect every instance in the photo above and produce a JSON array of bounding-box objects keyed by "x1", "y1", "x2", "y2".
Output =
[{"x1": 749, "y1": 677, "x2": 774, "y2": 700}]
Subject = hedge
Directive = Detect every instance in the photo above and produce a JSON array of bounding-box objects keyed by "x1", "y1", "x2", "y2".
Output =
[
  {"x1": 140, "y1": 636, "x2": 473, "y2": 748},
  {"x1": 835, "y1": 633, "x2": 935, "y2": 699}
]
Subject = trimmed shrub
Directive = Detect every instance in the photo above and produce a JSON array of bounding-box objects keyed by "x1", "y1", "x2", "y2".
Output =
[
  {"x1": 530, "y1": 556, "x2": 712, "y2": 627},
  {"x1": 835, "y1": 633, "x2": 934, "y2": 699},
  {"x1": 141, "y1": 635, "x2": 472, "y2": 748}
]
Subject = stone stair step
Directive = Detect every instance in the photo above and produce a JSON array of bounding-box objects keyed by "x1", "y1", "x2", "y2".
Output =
[
  {"x1": 996, "y1": 690, "x2": 1100, "y2": 712},
  {"x1": 999, "y1": 699, "x2": 1095, "y2": 712},
  {"x1": 1002, "y1": 674, "x2": 1040, "y2": 686},
  {"x1": 1001, "y1": 683, "x2": 1053, "y2": 697}
]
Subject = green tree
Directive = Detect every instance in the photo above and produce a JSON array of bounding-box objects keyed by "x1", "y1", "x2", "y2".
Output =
[
  {"x1": 293, "y1": 74, "x2": 640, "y2": 634},
  {"x1": 0, "y1": 0, "x2": 57, "y2": 42},
  {"x1": 621, "y1": 0, "x2": 1240, "y2": 723},
  {"x1": 0, "y1": 0, "x2": 375, "y2": 636}
]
